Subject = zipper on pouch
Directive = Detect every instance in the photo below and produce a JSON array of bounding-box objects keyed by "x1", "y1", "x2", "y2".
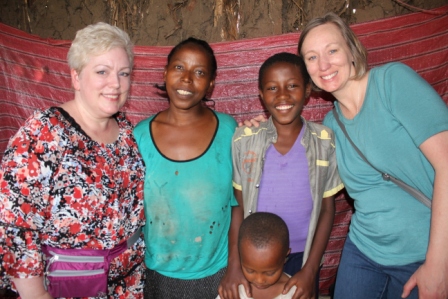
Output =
[
  {"x1": 48, "y1": 250, "x2": 105, "y2": 263},
  {"x1": 43, "y1": 249, "x2": 107, "y2": 296},
  {"x1": 45, "y1": 250, "x2": 106, "y2": 276},
  {"x1": 47, "y1": 269, "x2": 105, "y2": 277}
]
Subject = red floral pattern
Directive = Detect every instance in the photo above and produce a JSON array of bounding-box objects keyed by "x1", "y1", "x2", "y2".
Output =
[{"x1": 0, "y1": 107, "x2": 146, "y2": 298}]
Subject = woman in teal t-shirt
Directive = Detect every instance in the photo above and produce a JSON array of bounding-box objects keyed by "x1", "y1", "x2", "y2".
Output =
[{"x1": 297, "y1": 12, "x2": 448, "y2": 299}]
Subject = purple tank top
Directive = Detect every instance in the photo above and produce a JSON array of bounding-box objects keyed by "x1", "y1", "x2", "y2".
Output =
[{"x1": 257, "y1": 126, "x2": 312, "y2": 253}]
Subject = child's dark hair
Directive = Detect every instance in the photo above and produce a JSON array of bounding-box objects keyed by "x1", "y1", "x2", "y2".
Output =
[
  {"x1": 238, "y1": 212, "x2": 290, "y2": 254},
  {"x1": 258, "y1": 52, "x2": 310, "y2": 90},
  {"x1": 167, "y1": 37, "x2": 218, "y2": 80}
]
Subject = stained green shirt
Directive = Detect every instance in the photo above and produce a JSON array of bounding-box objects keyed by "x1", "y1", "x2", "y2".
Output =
[{"x1": 134, "y1": 110, "x2": 237, "y2": 279}]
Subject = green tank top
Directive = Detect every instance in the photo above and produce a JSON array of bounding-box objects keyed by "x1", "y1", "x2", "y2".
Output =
[{"x1": 134, "y1": 110, "x2": 237, "y2": 279}]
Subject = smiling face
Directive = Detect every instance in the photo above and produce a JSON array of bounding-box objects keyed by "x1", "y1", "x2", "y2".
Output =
[
  {"x1": 163, "y1": 43, "x2": 215, "y2": 111},
  {"x1": 259, "y1": 61, "x2": 311, "y2": 127},
  {"x1": 71, "y1": 47, "x2": 131, "y2": 118},
  {"x1": 300, "y1": 23, "x2": 356, "y2": 96},
  {"x1": 240, "y1": 239, "x2": 288, "y2": 291}
]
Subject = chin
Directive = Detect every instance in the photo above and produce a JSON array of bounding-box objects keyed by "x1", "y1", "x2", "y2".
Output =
[
  {"x1": 252, "y1": 284, "x2": 272, "y2": 290},
  {"x1": 102, "y1": 107, "x2": 121, "y2": 117},
  {"x1": 273, "y1": 116, "x2": 299, "y2": 126},
  {"x1": 318, "y1": 80, "x2": 345, "y2": 94}
]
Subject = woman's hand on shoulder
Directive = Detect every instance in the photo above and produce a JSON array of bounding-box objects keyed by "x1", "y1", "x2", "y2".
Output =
[
  {"x1": 218, "y1": 262, "x2": 251, "y2": 299},
  {"x1": 237, "y1": 114, "x2": 267, "y2": 128},
  {"x1": 283, "y1": 268, "x2": 315, "y2": 299}
]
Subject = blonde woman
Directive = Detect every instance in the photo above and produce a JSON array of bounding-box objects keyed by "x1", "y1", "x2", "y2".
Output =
[
  {"x1": 298, "y1": 12, "x2": 448, "y2": 299},
  {"x1": 0, "y1": 22, "x2": 146, "y2": 299}
]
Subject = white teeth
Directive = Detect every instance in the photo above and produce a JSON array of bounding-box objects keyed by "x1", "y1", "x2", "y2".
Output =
[
  {"x1": 177, "y1": 89, "x2": 192, "y2": 95},
  {"x1": 104, "y1": 95, "x2": 119, "y2": 99},
  {"x1": 276, "y1": 105, "x2": 293, "y2": 111},
  {"x1": 322, "y1": 72, "x2": 337, "y2": 80}
]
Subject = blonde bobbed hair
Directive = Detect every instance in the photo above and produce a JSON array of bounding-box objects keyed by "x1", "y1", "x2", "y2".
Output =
[{"x1": 67, "y1": 22, "x2": 133, "y2": 73}]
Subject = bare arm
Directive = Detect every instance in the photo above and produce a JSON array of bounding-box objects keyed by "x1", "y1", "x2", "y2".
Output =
[
  {"x1": 284, "y1": 196, "x2": 335, "y2": 299},
  {"x1": 218, "y1": 189, "x2": 250, "y2": 299},
  {"x1": 12, "y1": 277, "x2": 53, "y2": 299},
  {"x1": 402, "y1": 130, "x2": 448, "y2": 299}
]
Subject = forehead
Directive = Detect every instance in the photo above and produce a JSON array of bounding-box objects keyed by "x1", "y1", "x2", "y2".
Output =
[
  {"x1": 84, "y1": 47, "x2": 130, "y2": 67},
  {"x1": 305, "y1": 23, "x2": 346, "y2": 46},
  {"x1": 170, "y1": 43, "x2": 210, "y2": 61},
  {"x1": 240, "y1": 239, "x2": 284, "y2": 259},
  {"x1": 266, "y1": 61, "x2": 301, "y2": 74},
  {"x1": 262, "y1": 61, "x2": 304, "y2": 81}
]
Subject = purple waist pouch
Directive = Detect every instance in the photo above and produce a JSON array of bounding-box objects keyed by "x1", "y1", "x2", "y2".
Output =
[{"x1": 42, "y1": 241, "x2": 127, "y2": 298}]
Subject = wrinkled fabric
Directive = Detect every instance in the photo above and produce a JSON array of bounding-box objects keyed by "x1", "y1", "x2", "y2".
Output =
[{"x1": 0, "y1": 6, "x2": 446, "y2": 294}]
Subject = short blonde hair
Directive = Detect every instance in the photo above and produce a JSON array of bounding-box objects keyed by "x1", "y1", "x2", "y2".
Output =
[
  {"x1": 298, "y1": 12, "x2": 368, "y2": 80},
  {"x1": 67, "y1": 22, "x2": 133, "y2": 73}
]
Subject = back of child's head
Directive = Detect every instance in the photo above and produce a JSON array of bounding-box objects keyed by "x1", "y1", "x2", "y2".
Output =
[
  {"x1": 167, "y1": 37, "x2": 218, "y2": 80},
  {"x1": 238, "y1": 212, "x2": 290, "y2": 255},
  {"x1": 258, "y1": 52, "x2": 310, "y2": 90}
]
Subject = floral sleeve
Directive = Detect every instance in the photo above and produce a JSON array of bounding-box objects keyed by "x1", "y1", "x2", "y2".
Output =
[{"x1": 0, "y1": 111, "x2": 61, "y2": 280}]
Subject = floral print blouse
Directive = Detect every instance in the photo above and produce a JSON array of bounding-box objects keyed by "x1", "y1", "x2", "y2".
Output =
[{"x1": 0, "y1": 107, "x2": 146, "y2": 298}]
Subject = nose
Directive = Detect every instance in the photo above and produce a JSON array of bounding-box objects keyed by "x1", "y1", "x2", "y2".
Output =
[
  {"x1": 254, "y1": 274, "x2": 265, "y2": 285},
  {"x1": 180, "y1": 70, "x2": 192, "y2": 83},
  {"x1": 277, "y1": 87, "x2": 289, "y2": 99},
  {"x1": 109, "y1": 73, "x2": 121, "y2": 88},
  {"x1": 318, "y1": 55, "x2": 331, "y2": 71}
]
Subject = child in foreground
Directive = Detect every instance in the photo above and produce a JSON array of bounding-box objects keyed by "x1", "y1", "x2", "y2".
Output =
[
  {"x1": 218, "y1": 212, "x2": 296, "y2": 299},
  {"x1": 229, "y1": 52, "x2": 344, "y2": 298}
]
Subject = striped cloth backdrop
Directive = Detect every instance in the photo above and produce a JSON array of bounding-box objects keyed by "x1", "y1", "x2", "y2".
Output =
[{"x1": 0, "y1": 5, "x2": 447, "y2": 295}]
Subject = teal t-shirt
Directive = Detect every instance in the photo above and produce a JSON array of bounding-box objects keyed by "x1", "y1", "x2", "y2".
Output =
[
  {"x1": 133, "y1": 110, "x2": 237, "y2": 279},
  {"x1": 324, "y1": 62, "x2": 448, "y2": 266}
]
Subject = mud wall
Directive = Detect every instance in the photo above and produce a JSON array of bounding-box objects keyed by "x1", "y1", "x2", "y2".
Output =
[{"x1": 1, "y1": 0, "x2": 447, "y2": 46}]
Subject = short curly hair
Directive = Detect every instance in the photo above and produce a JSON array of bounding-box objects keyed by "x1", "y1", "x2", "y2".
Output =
[
  {"x1": 238, "y1": 212, "x2": 289, "y2": 254},
  {"x1": 258, "y1": 52, "x2": 310, "y2": 90},
  {"x1": 67, "y1": 22, "x2": 133, "y2": 73}
]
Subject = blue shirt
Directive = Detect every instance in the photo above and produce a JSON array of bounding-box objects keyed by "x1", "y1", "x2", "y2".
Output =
[
  {"x1": 134, "y1": 110, "x2": 237, "y2": 279},
  {"x1": 324, "y1": 62, "x2": 448, "y2": 266}
]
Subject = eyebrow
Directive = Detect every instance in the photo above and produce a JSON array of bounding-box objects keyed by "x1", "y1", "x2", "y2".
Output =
[{"x1": 303, "y1": 42, "x2": 340, "y2": 55}]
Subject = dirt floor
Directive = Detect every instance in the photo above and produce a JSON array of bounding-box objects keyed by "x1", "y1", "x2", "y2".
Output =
[{"x1": 0, "y1": 0, "x2": 447, "y2": 46}]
